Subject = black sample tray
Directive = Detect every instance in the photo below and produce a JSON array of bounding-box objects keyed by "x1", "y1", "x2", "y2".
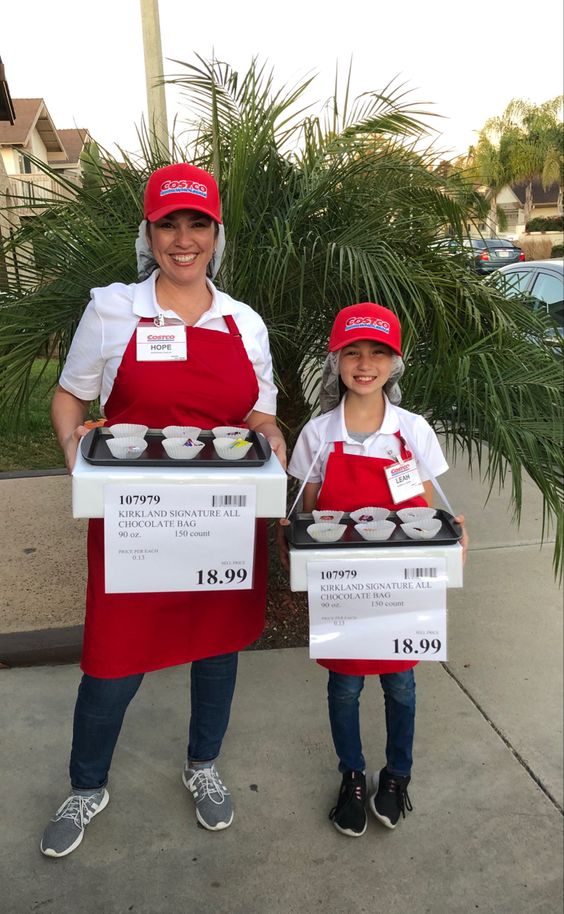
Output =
[
  {"x1": 285, "y1": 510, "x2": 462, "y2": 549},
  {"x1": 80, "y1": 428, "x2": 272, "y2": 468}
]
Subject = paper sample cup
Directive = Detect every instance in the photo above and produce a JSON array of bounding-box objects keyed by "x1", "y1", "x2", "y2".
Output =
[
  {"x1": 401, "y1": 519, "x2": 442, "y2": 540},
  {"x1": 312, "y1": 510, "x2": 344, "y2": 524},
  {"x1": 306, "y1": 523, "x2": 347, "y2": 543},
  {"x1": 108, "y1": 424, "x2": 148, "y2": 438},
  {"x1": 213, "y1": 437, "x2": 252, "y2": 460},
  {"x1": 107, "y1": 437, "x2": 148, "y2": 459},
  {"x1": 162, "y1": 426, "x2": 201, "y2": 440},
  {"x1": 349, "y1": 507, "x2": 390, "y2": 524},
  {"x1": 354, "y1": 520, "x2": 396, "y2": 541},
  {"x1": 396, "y1": 507, "x2": 437, "y2": 523},
  {"x1": 162, "y1": 437, "x2": 205, "y2": 460},
  {"x1": 212, "y1": 426, "x2": 251, "y2": 439}
]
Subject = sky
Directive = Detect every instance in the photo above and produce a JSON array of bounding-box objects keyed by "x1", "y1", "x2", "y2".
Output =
[{"x1": 2, "y1": 0, "x2": 563, "y2": 159}]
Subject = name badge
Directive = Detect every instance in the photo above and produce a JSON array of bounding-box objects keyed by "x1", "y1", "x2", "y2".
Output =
[
  {"x1": 136, "y1": 325, "x2": 187, "y2": 361},
  {"x1": 384, "y1": 457, "x2": 425, "y2": 503}
]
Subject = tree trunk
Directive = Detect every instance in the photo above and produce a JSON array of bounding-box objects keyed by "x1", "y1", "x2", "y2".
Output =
[
  {"x1": 488, "y1": 195, "x2": 498, "y2": 237},
  {"x1": 524, "y1": 181, "x2": 534, "y2": 225}
]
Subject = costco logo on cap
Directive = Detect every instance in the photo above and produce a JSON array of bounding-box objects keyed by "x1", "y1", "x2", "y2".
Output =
[
  {"x1": 345, "y1": 316, "x2": 390, "y2": 335},
  {"x1": 160, "y1": 179, "x2": 208, "y2": 200}
]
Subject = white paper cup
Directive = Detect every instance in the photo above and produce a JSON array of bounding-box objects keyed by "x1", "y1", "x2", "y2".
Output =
[
  {"x1": 213, "y1": 437, "x2": 252, "y2": 460},
  {"x1": 306, "y1": 523, "x2": 347, "y2": 543},
  {"x1": 349, "y1": 507, "x2": 391, "y2": 524},
  {"x1": 401, "y1": 519, "x2": 442, "y2": 540},
  {"x1": 108, "y1": 424, "x2": 148, "y2": 438},
  {"x1": 212, "y1": 426, "x2": 251, "y2": 439},
  {"x1": 312, "y1": 510, "x2": 344, "y2": 524},
  {"x1": 396, "y1": 507, "x2": 437, "y2": 523},
  {"x1": 354, "y1": 520, "x2": 396, "y2": 541},
  {"x1": 162, "y1": 426, "x2": 201, "y2": 439},
  {"x1": 106, "y1": 437, "x2": 148, "y2": 459},
  {"x1": 162, "y1": 438, "x2": 205, "y2": 460}
]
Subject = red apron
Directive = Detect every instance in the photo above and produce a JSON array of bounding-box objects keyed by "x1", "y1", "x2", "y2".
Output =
[
  {"x1": 316, "y1": 434, "x2": 428, "y2": 677},
  {"x1": 82, "y1": 314, "x2": 268, "y2": 678}
]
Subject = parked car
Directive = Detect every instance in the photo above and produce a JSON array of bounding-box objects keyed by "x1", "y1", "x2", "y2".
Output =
[
  {"x1": 431, "y1": 237, "x2": 525, "y2": 274},
  {"x1": 493, "y1": 259, "x2": 564, "y2": 347}
]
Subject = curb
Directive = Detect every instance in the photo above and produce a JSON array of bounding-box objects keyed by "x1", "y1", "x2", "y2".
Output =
[{"x1": 0, "y1": 625, "x2": 83, "y2": 668}]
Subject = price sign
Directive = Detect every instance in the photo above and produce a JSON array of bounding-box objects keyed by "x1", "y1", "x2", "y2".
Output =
[
  {"x1": 307, "y1": 557, "x2": 447, "y2": 661},
  {"x1": 104, "y1": 483, "x2": 256, "y2": 593}
]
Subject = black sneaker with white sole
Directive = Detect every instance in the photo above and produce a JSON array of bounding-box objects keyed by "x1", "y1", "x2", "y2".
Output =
[
  {"x1": 369, "y1": 767, "x2": 412, "y2": 829},
  {"x1": 329, "y1": 770, "x2": 367, "y2": 837}
]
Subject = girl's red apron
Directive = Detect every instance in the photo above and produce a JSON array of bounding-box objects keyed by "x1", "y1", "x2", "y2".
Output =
[
  {"x1": 82, "y1": 315, "x2": 268, "y2": 678},
  {"x1": 316, "y1": 435, "x2": 428, "y2": 677}
]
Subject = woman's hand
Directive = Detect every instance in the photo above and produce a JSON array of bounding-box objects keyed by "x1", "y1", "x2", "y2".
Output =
[
  {"x1": 51, "y1": 386, "x2": 91, "y2": 474},
  {"x1": 277, "y1": 518, "x2": 291, "y2": 572},
  {"x1": 453, "y1": 514, "x2": 469, "y2": 565},
  {"x1": 61, "y1": 425, "x2": 90, "y2": 473},
  {"x1": 246, "y1": 411, "x2": 287, "y2": 470}
]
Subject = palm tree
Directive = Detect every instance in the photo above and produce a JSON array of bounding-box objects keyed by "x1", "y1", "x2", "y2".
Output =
[{"x1": 0, "y1": 58, "x2": 562, "y2": 574}]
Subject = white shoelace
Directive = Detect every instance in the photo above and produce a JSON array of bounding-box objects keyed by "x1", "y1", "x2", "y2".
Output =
[
  {"x1": 187, "y1": 766, "x2": 228, "y2": 806},
  {"x1": 54, "y1": 793, "x2": 100, "y2": 827}
]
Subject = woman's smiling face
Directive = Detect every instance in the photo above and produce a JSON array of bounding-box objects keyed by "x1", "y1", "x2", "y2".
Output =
[
  {"x1": 147, "y1": 209, "x2": 216, "y2": 286},
  {"x1": 338, "y1": 339, "x2": 394, "y2": 396}
]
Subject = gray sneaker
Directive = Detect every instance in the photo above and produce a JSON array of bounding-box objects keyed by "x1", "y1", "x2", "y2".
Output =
[
  {"x1": 40, "y1": 788, "x2": 109, "y2": 858},
  {"x1": 182, "y1": 762, "x2": 233, "y2": 831}
]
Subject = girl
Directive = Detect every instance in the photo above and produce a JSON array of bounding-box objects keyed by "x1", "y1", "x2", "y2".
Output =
[{"x1": 287, "y1": 302, "x2": 467, "y2": 837}]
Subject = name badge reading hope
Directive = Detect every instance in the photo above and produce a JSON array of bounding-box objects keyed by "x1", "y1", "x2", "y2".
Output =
[
  {"x1": 136, "y1": 325, "x2": 187, "y2": 361},
  {"x1": 384, "y1": 457, "x2": 424, "y2": 504}
]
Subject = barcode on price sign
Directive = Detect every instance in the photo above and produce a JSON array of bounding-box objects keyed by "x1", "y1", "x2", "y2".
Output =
[
  {"x1": 404, "y1": 567, "x2": 438, "y2": 579},
  {"x1": 212, "y1": 495, "x2": 248, "y2": 507}
]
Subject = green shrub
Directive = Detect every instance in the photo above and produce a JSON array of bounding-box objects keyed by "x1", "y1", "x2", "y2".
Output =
[
  {"x1": 551, "y1": 243, "x2": 564, "y2": 258},
  {"x1": 526, "y1": 215, "x2": 564, "y2": 232}
]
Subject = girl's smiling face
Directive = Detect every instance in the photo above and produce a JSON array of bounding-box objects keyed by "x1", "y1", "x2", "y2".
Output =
[
  {"x1": 148, "y1": 209, "x2": 217, "y2": 286},
  {"x1": 338, "y1": 339, "x2": 394, "y2": 396}
]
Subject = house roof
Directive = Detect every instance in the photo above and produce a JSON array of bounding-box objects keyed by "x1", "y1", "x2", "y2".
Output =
[
  {"x1": 0, "y1": 98, "x2": 65, "y2": 152},
  {"x1": 0, "y1": 58, "x2": 16, "y2": 124},
  {"x1": 512, "y1": 179, "x2": 560, "y2": 206},
  {"x1": 57, "y1": 128, "x2": 90, "y2": 164}
]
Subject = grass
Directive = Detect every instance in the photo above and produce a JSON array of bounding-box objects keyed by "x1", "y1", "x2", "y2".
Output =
[{"x1": 0, "y1": 360, "x2": 69, "y2": 472}]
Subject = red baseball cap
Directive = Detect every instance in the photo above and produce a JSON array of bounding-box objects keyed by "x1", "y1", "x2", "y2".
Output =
[
  {"x1": 144, "y1": 163, "x2": 222, "y2": 223},
  {"x1": 328, "y1": 303, "x2": 402, "y2": 356}
]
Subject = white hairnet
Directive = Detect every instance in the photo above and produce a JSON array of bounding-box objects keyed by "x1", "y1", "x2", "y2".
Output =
[
  {"x1": 135, "y1": 220, "x2": 226, "y2": 281},
  {"x1": 319, "y1": 351, "x2": 405, "y2": 413}
]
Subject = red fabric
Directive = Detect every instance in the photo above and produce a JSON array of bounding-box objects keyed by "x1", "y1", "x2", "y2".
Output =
[
  {"x1": 315, "y1": 436, "x2": 428, "y2": 676},
  {"x1": 82, "y1": 314, "x2": 267, "y2": 678}
]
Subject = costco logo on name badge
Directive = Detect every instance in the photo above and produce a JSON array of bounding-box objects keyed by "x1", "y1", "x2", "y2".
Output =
[
  {"x1": 345, "y1": 316, "x2": 390, "y2": 335},
  {"x1": 159, "y1": 180, "x2": 208, "y2": 199},
  {"x1": 389, "y1": 462, "x2": 411, "y2": 478}
]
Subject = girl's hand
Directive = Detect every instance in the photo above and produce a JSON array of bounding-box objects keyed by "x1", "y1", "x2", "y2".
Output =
[
  {"x1": 453, "y1": 514, "x2": 469, "y2": 565},
  {"x1": 277, "y1": 518, "x2": 291, "y2": 572}
]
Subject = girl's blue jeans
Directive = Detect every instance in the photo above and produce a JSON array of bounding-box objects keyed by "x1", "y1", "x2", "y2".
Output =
[
  {"x1": 327, "y1": 669, "x2": 416, "y2": 777},
  {"x1": 69, "y1": 652, "x2": 238, "y2": 790}
]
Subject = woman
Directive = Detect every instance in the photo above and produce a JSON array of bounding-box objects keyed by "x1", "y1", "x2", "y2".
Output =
[{"x1": 41, "y1": 163, "x2": 286, "y2": 858}]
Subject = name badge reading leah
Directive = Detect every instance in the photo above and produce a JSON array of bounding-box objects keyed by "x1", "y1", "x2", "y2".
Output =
[
  {"x1": 384, "y1": 457, "x2": 425, "y2": 504},
  {"x1": 136, "y1": 325, "x2": 187, "y2": 362}
]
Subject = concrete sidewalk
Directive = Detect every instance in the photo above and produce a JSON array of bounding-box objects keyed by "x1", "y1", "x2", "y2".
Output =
[
  {"x1": 0, "y1": 651, "x2": 562, "y2": 914},
  {"x1": 0, "y1": 452, "x2": 562, "y2": 913}
]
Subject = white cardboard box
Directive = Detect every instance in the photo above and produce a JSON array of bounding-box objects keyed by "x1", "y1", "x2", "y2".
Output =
[
  {"x1": 289, "y1": 542, "x2": 463, "y2": 591},
  {"x1": 72, "y1": 445, "x2": 287, "y2": 518}
]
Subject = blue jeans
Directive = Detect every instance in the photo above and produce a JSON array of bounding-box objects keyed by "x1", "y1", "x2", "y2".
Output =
[
  {"x1": 69, "y1": 652, "x2": 238, "y2": 790},
  {"x1": 327, "y1": 669, "x2": 416, "y2": 777}
]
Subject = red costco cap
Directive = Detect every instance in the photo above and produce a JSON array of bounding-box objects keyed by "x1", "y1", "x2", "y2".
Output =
[
  {"x1": 328, "y1": 303, "x2": 402, "y2": 356},
  {"x1": 144, "y1": 163, "x2": 222, "y2": 223}
]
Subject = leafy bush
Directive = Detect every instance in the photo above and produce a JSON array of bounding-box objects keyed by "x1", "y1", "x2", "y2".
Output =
[
  {"x1": 551, "y1": 243, "x2": 564, "y2": 257},
  {"x1": 526, "y1": 216, "x2": 564, "y2": 232}
]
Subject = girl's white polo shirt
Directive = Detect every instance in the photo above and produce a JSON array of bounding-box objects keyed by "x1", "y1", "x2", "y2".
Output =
[
  {"x1": 288, "y1": 396, "x2": 449, "y2": 484},
  {"x1": 58, "y1": 271, "x2": 278, "y2": 415}
]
